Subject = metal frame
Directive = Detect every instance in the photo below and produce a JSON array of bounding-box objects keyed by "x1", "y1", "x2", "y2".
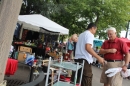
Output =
[{"x1": 45, "y1": 56, "x2": 84, "y2": 86}]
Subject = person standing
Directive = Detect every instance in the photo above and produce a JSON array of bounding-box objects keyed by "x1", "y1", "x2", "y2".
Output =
[
  {"x1": 71, "y1": 34, "x2": 78, "y2": 57},
  {"x1": 67, "y1": 34, "x2": 78, "y2": 77},
  {"x1": 71, "y1": 23, "x2": 105, "y2": 86},
  {"x1": 66, "y1": 38, "x2": 74, "y2": 59},
  {"x1": 99, "y1": 27, "x2": 129, "y2": 86}
]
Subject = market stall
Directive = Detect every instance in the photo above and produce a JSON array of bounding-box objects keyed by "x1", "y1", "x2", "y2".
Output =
[
  {"x1": 13, "y1": 14, "x2": 69, "y2": 60},
  {"x1": 93, "y1": 38, "x2": 103, "y2": 48},
  {"x1": 93, "y1": 38, "x2": 103, "y2": 67}
]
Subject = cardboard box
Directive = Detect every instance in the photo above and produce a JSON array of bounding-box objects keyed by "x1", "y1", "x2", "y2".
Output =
[
  {"x1": 18, "y1": 46, "x2": 32, "y2": 53},
  {"x1": 17, "y1": 52, "x2": 25, "y2": 61},
  {"x1": 48, "y1": 52, "x2": 61, "y2": 59}
]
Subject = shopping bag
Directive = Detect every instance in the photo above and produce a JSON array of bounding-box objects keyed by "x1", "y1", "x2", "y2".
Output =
[
  {"x1": 105, "y1": 67, "x2": 130, "y2": 77},
  {"x1": 105, "y1": 68, "x2": 122, "y2": 77},
  {"x1": 121, "y1": 69, "x2": 130, "y2": 78}
]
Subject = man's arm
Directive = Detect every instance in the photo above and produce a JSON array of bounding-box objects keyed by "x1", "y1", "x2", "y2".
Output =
[
  {"x1": 99, "y1": 48, "x2": 117, "y2": 54},
  {"x1": 122, "y1": 53, "x2": 130, "y2": 72},
  {"x1": 99, "y1": 48, "x2": 111, "y2": 54},
  {"x1": 85, "y1": 44, "x2": 104, "y2": 64},
  {"x1": 124, "y1": 53, "x2": 130, "y2": 65}
]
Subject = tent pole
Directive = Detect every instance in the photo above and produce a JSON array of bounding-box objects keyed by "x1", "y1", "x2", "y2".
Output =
[
  {"x1": 57, "y1": 33, "x2": 60, "y2": 42},
  {"x1": 19, "y1": 23, "x2": 23, "y2": 40},
  {"x1": 125, "y1": 20, "x2": 130, "y2": 38}
]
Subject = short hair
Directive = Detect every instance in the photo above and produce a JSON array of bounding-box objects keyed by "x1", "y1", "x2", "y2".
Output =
[
  {"x1": 106, "y1": 27, "x2": 116, "y2": 33},
  {"x1": 86, "y1": 23, "x2": 97, "y2": 30}
]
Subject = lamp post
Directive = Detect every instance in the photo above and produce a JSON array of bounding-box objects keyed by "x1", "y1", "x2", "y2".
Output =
[{"x1": 125, "y1": 20, "x2": 130, "y2": 38}]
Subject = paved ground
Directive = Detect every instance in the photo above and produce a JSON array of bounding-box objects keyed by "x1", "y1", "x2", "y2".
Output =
[{"x1": 4, "y1": 63, "x2": 130, "y2": 86}]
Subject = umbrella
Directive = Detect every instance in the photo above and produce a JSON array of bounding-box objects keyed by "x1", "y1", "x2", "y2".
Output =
[{"x1": 119, "y1": 38, "x2": 130, "y2": 47}]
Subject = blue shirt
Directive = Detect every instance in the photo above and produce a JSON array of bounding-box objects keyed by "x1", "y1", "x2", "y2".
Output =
[{"x1": 67, "y1": 41, "x2": 74, "y2": 50}]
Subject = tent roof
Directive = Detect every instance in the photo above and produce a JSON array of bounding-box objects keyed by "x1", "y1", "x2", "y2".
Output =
[
  {"x1": 18, "y1": 14, "x2": 69, "y2": 35},
  {"x1": 18, "y1": 21, "x2": 59, "y2": 35},
  {"x1": 18, "y1": 21, "x2": 40, "y2": 32}
]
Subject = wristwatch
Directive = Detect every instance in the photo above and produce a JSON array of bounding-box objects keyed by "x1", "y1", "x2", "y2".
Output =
[{"x1": 124, "y1": 64, "x2": 129, "y2": 67}]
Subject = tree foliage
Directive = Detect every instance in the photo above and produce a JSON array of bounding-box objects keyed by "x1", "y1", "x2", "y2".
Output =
[{"x1": 20, "y1": 0, "x2": 130, "y2": 39}]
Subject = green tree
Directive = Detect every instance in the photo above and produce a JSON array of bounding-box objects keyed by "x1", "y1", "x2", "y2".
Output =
[
  {"x1": 20, "y1": 0, "x2": 130, "y2": 39},
  {"x1": 63, "y1": 0, "x2": 130, "y2": 39},
  {"x1": 20, "y1": 0, "x2": 67, "y2": 18}
]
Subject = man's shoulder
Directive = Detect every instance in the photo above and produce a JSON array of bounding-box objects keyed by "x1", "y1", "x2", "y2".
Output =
[
  {"x1": 116, "y1": 38, "x2": 124, "y2": 43},
  {"x1": 104, "y1": 40, "x2": 109, "y2": 43},
  {"x1": 85, "y1": 30, "x2": 92, "y2": 34},
  {"x1": 78, "y1": 31, "x2": 86, "y2": 38},
  {"x1": 84, "y1": 31, "x2": 94, "y2": 37}
]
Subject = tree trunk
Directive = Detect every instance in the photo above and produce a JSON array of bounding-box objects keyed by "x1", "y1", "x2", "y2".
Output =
[{"x1": 0, "y1": 0, "x2": 22, "y2": 83}]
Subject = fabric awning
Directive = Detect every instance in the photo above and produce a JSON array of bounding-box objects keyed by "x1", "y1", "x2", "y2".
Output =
[
  {"x1": 18, "y1": 14, "x2": 69, "y2": 35},
  {"x1": 18, "y1": 21, "x2": 59, "y2": 35}
]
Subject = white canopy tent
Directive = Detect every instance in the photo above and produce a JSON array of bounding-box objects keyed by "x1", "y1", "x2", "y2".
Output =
[
  {"x1": 18, "y1": 21, "x2": 59, "y2": 34},
  {"x1": 18, "y1": 14, "x2": 69, "y2": 35},
  {"x1": 18, "y1": 22, "x2": 40, "y2": 32}
]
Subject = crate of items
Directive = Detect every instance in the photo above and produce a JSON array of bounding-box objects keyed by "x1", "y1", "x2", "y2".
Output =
[
  {"x1": 17, "y1": 46, "x2": 32, "y2": 61},
  {"x1": 18, "y1": 46, "x2": 32, "y2": 53}
]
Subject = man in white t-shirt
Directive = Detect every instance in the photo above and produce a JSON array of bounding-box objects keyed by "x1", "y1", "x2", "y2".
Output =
[{"x1": 71, "y1": 23, "x2": 105, "y2": 86}]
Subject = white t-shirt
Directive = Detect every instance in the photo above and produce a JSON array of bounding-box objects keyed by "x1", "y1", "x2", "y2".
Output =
[{"x1": 75, "y1": 30, "x2": 94, "y2": 64}]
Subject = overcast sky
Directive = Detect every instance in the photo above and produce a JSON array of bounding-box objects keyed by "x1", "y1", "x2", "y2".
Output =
[
  {"x1": 120, "y1": 31, "x2": 126, "y2": 38},
  {"x1": 120, "y1": 30, "x2": 130, "y2": 40}
]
